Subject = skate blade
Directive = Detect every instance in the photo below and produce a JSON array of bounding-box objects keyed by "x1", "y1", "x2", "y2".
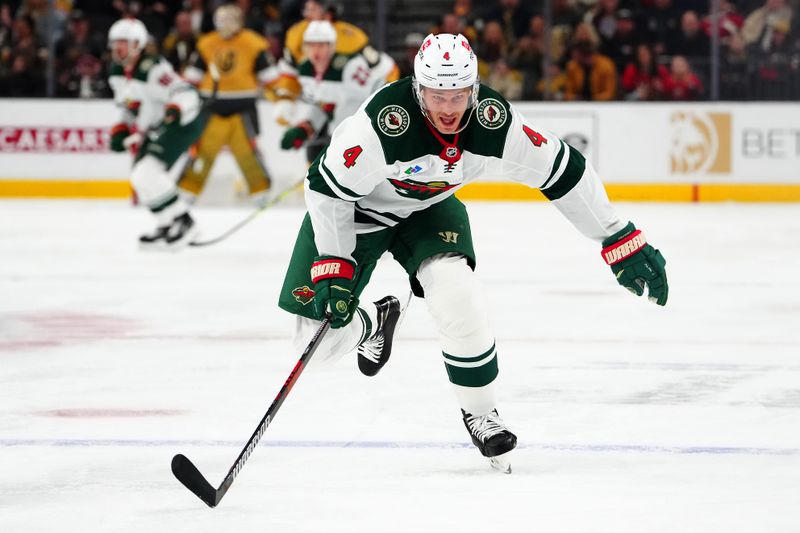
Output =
[
  {"x1": 488, "y1": 452, "x2": 512, "y2": 474},
  {"x1": 167, "y1": 227, "x2": 201, "y2": 252}
]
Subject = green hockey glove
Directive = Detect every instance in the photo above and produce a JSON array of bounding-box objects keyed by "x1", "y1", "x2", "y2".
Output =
[
  {"x1": 281, "y1": 123, "x2": 312, "y2": 150},
  {"x1": 310, "y1": 256, "x2": 359, "y2": 328},
  {"x1": 110, "y1": 123, "x2": 131, "y2": 152},
  {"x1": 601, "y1": 222, "x2": 668, "y2": 306},
  {"x1": 161, "y1": 104, "x2": 181, "y2": 129}
]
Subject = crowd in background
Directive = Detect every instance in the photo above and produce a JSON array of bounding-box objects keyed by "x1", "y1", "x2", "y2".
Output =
[{"x1": 0, "y1": 0, "x2": 798, "y2": 100}]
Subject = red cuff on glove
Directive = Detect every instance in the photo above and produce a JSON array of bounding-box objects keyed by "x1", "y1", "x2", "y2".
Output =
[
  {"x1": 601, "y1": 230, "x2": 646, "y2": 265},
  {"x1": 310, "y1": 258, "x2": 355, "y2": 283}
]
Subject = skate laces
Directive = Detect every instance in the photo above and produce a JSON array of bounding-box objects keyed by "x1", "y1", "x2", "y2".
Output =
[{"x1": 465, "y1": 411, "x2": 508, "y2": 442}]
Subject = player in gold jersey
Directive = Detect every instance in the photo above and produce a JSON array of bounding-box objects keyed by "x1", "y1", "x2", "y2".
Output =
[{"x1": 181, "y1": 4, "x2": 274, "y2": 203}]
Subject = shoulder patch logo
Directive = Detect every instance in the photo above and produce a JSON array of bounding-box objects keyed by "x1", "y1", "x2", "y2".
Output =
[
  {"x1": 377, "y1": 105, "x2": 410, "y2": 137},
  {"x1": 476, "y1": 98, "x2": 507, "y2": 130}
]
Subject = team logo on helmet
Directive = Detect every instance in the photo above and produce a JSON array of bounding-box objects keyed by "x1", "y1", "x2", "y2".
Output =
[
  {"x1": 476, "y1": 98, "x2": 507, "y2": 130},
  {"x1": 377, "y1": 105, "x2": 410, "y2": 137},
  {"x1": 292, "y1": 286, "x2": 315, "y2": 305}
]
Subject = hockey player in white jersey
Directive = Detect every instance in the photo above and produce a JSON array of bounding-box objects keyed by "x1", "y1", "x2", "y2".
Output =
[
  {"x1": 277, "y1": 33, "x2": 668, "y2": 472},
  {"x1": 277, "y1": 20, "x2": 399, "y2": 163},
  {"x1": 107, "y1": 18, "x2": 207, "y2": 249}
]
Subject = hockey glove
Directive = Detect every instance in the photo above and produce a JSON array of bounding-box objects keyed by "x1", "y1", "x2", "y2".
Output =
[
  {"x1": 110, "y1": 123, "x2": 131, "y2": 152},
  {"x1": 310, "y1": 255, "x2": 358, "y2": 328},
  {"x1": 281, "y1": 122, "x2": 313, "y2": 150},
  {"x1": 601, "y1": 222, "x2": 668, "y2": 306},
  {"x1": 161, "y1": 104, "x2": 182, "y2": 130}
]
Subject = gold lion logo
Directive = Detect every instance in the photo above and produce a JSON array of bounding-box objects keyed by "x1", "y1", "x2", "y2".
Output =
[{"x1": 670, "y1": 112, "x2": 731, "y2": 174}]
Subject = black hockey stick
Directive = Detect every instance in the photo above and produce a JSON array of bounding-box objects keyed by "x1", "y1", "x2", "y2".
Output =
[
  {"x1": 171, "y1": 314, "x2": 332, "y2": 507},
  {"x1": 188, "y1": 180, "x2": 303, "y2": 247}
]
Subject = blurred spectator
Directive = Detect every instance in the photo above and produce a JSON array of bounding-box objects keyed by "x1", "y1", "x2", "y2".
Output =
[
  {"x1": 3, "y1": 49, "x2": 43, "y2": 96},
  {"x1": 186, "y1": 0, "x2": 212, "y2": 34},
  {"x1": 590, "y1": 0, "x2": 621, "y2": 48},
  {"x1": 601, "y1": 8, "x2": 641, "y2": 71},
  {"x1": 125, "y1": 0, "x2": 180, "y2": 44},
  {"x1": 748, "y1": 18, "x2": 800, "y2": 99},
  {"x1": 477, "y1": 19, "x2": 509, "y2": 73},
  {"x1": 436, "y1": 12, "x2": 466, "y2": 37},
  {"x1": 71, "y1": 0, "x2": 127, "y2": 37},
  {"x1": 397, "y1": 32, "x2": 423, "y2": 78},
  {"x1": 162, "y1": 10, "x2": 198, "y2": 74},
  {"x1": 719, "y1": 32, "x2": 751, "y2": 99},
  {"x1": 537, "y1": 62, "x2": 567, "y2": 100},
  {"x1": 56, "y1": 52, "x2": 108, "y2": 98},
  {"x1": 701, "y1": 0, "x2": 744, "y2": 39},
  {"x1": 484, "y1": 0, "x2": 536, "y2": 48},
  {"x1": 451, "y1": 0, "x2": 480, "y2": 43},
  {"x1": 56, "y1": 9, "x2": 104, "y2": 62},
  {"x1": 662, "y1": 55, "x2": 704, "y2": 99},
  {"x1": 742, "y1": 0, "x2": 793, "y2": 48},
  {"x1": 484, "y1": 57, "x2": 523, "y2": 99},
  {"x1": 508, "y1": 34, "x2": 543, "y2": 99},
  {"x1": 668, "y1": 10, "x2": 711, "y2": 57},
  {"x1": 17, "y1": 0, "x2": 67, "y2": 46},
  {"x1": 621, "y1": 43, "x2": 669, "y2": 100},
  {"x1": 565, "y1": 22, "x2": 618, "y2": 100},
  {"x1": 640, "y1": 0, "x2": 680, "y2": 55}
]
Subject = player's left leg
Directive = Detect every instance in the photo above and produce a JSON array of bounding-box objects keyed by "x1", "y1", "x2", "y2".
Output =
[
  {"x1": 390, "y1": 196, "x2": 517, "y2": 470},
  {"x1": 277, "y1": 213, "x2": 400, "y2": 369}
]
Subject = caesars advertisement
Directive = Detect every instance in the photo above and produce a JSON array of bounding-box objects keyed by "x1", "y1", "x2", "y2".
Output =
[{"x1": 0, "y1": 100, "x2": 798, "y2": 189}]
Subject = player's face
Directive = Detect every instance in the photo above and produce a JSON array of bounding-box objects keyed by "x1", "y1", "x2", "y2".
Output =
[
  {"x1": 111, "y1": 40, "x2": 137, "y2": 64},
  {"x1": 305, "y1": 42, "x2": 333, "y2": 73},
  {"x1": 421, "y1": 87, "x2": 472, "y2": 134}
]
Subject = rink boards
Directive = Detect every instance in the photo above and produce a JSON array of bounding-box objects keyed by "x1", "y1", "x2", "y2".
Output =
[{"x1": 0, "y1": 99, "x2": 798, "y2": 202}]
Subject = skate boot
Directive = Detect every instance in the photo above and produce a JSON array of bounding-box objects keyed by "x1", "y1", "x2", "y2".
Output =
[
  {"x1": 357, "y1": 296, "x2": 402, "y2": 377},
  {"x1": 164, "y1": 212, "x2": 199, "y2": 249},
  {"x1": 138, "y1": 225, "x2": 169, "y2": 250},
  {"x1": 462, "y1": 409, "x2": 517, "y2": 474}
]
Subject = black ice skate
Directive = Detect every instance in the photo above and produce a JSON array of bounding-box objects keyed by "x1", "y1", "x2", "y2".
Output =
[
  {"x1": 462, "y1": 409, "x2": 517, "y2": 474},
  {"x1": 164, "y1": 212, "x2": 199, "y2": 249},
  {"x1": 357, "y1": 295, "x2": 402, "y2": 377},
  {"x1": 138, "y1": 225, "x2": 169, "y2": 250}
]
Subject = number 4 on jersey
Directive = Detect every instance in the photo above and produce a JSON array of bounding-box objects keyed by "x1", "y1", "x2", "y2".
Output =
[
  {"x1": 523, "y1": 125, "x2": 547, "y2": 148},
  {"x1": 343, "y1": 145, "x2": 363, "y2": 168}
]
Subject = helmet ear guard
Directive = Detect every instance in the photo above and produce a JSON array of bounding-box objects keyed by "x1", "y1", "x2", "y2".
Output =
[{"x1": 412, "y1": 33, "x2": 480, "y2": 133}]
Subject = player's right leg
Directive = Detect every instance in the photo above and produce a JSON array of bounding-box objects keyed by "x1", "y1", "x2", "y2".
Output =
[
  {"x1": 227, "y1": 108, "x2": 272, "y2": 203},
  {"x1": 277, "y1": 213, "x2": 400, "y2": 368}
]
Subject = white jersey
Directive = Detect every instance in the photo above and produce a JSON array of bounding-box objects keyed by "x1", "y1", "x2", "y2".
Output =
[
  {"x1": 108, "y1": 54, "x2": 201, "y2": 132},
  {"x1": 283, "y1": 47, "x2": 397, "y2": 135},
  {"x1": 303, "y1": 77, "x2": 627, "y2": 261}
]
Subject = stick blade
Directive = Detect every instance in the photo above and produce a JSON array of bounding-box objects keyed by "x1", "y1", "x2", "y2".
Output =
[{"x1": 171, "y1": 454, "x2": 220, "y2": 508}]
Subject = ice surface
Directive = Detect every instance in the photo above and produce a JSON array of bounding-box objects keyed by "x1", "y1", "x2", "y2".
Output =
[{"x1": 1, "y1": 199, "x2": 799, "y2": 532}]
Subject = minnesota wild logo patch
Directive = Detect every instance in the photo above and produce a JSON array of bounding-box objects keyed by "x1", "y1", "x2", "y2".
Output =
[
  {"x1": 476, "y1": 98, "x2": 507, "y2": 130},
  {"x1": 378, "y1": 105, "x2": 410, "y2": 136},
  {"x1": 389, "y1": 178, "x2": 457, "y2": 200},
  {"x1": 292, "y1": 286, "x2": 315, "y2": 305}
]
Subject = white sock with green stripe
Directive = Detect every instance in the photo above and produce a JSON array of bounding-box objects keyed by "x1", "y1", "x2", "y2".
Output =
[{"x1": 417, "y1": 254, "x2": 499, "y2": 416}]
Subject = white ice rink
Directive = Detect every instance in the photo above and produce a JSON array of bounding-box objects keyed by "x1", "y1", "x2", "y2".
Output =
[{"x1": 1, "y1": 199, "x2": 799, "y2": 532}]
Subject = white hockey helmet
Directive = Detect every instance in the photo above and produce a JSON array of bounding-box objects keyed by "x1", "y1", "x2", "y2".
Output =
[
  {"x1": 107, "y1": 18, "x2": 148, "y2": 57},
  {"x1": 303, "y1": 20, "x2": 337, "y2": 45},
  {"x1": 412, "y1": 33, "x2": 480, "y2": 132},
  {"x1": 214, "y1": 4, "x2": 243, "y2": 39}
]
